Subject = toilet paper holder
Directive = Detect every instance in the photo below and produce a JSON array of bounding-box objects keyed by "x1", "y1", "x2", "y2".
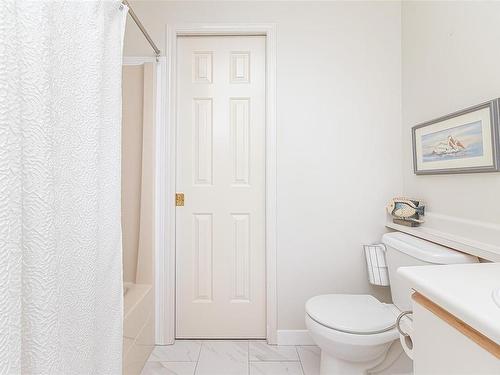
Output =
[
  {"x1": 363, "y1": 244, "x2": 390, "y2": 286},
  {"x1": 396, "y1": 310, "x2": 413, "y2": 338},
  {"x1": 396, "y1": 310, "x2": 414, "y2": 357}
]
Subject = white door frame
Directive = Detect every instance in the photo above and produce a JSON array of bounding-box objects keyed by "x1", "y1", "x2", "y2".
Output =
[{"x1": 155, "y1": 23, "x2": 278, "y2": 345}]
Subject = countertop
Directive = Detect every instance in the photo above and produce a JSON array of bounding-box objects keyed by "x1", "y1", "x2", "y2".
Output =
[{"x1": 398, "y1": 262, "x2": 500, "y2": 344}]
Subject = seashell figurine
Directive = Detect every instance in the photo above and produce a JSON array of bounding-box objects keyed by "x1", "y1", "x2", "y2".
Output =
[{"x1": 386, "y1": 197, "x2": 425, "y2": 227}]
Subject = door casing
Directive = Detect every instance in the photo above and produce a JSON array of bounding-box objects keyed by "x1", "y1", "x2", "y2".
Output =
[{"x1": 155, "y1": 24, "x2": 277, "y2": 345}]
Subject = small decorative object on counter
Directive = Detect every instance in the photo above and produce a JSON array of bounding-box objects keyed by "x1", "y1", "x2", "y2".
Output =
[{"x1": 386, "y1": 197, "x2": 425, "y2": 227}]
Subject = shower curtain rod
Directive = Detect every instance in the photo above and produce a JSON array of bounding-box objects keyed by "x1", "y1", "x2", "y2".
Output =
[{"x1": 122, "y1": 0, "x2": 161, "y2": 60}]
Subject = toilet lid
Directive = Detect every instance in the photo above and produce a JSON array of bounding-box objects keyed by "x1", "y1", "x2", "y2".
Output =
[{"x1": 306, "y1": 294, "x2": 396, "y2": 334}]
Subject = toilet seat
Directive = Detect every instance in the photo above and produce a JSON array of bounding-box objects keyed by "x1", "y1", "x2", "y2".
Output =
[
  {"x1": 305, "y1": 294, "x2": 400, "y2": 349},
  {"x1": 306, "y1": 294, "x2": 397, "y2": 335}
]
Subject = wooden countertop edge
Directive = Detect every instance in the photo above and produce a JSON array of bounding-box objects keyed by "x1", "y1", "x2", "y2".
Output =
[{"x1": 412, "y1": 292, "x2": 500, "y2": 359}]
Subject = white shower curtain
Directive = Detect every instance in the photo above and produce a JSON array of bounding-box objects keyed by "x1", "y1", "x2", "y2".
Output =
[{"x1": 0, "y1": 1, "x2": 127, "y2": 374}]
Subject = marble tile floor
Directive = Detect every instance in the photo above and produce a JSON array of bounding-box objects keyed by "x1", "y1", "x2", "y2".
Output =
[{"x1": 141, "y1": 340, "x2": 321, "y2": 375}]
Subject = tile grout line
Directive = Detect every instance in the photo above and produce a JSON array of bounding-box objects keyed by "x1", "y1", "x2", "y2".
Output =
[
  {"x1": 193, "y1": 340, "x2": 203, "y2": 375},
  {"x1": 247, "y1": 340, "x2": 250, "y2": 375},
  {"x1": 296, "y1": 346, "x2": 306, "y2": 375}
]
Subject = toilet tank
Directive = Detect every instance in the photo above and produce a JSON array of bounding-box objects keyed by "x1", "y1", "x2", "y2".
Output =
[{"x1": 382, "y1": 232, "x2": 478, "y2": 311}]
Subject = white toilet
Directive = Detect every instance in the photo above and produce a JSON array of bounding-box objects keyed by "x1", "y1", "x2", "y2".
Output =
[{"x1": 306, "y1": 232, "x2": 478, "y2": 375}]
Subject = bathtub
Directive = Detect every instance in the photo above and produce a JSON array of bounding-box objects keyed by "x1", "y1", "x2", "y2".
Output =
[{"x1": 123, "y1": 282, "x2": 154, "y2": 375}]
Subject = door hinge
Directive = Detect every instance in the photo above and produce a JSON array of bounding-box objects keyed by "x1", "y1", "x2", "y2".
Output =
[{"x1": 175, "y1": 193, "x2": 184, "y2": 207}]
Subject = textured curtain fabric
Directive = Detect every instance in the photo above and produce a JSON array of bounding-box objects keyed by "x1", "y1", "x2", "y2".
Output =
[{"x1": 0, "y1": 1, "x2": 127, "y2": 374}]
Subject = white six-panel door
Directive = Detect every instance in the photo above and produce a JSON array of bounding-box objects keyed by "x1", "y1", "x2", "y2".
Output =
[{"x1": 175, "y1": 36, "x2": 266, "y2": 338}]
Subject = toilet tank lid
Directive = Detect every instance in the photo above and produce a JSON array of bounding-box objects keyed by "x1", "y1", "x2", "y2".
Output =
[{"x1": 382, "y1": 232, "x2": 478, "y2": 264}]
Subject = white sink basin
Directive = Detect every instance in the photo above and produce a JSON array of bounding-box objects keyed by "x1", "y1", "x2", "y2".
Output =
[{"x1": 493, "y1": 288, "x2": 500, "y2": 308}]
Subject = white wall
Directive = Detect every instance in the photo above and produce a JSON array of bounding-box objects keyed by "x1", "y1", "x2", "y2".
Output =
[
  {"x1": 124, "y1": 1, "x2": 402, "y2": 330},
  {"x1": 402, "y1": 1, "x2": 500, "y2": 225}
]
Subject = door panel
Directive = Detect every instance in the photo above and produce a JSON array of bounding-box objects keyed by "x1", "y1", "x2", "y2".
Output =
[{"x1": 176, "y1": 36, "x2": 266, "y2": 338}]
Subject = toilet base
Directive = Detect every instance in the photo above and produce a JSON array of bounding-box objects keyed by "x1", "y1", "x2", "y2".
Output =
[
  {"x1": 319, "y1": 350, "x2": 386, "y2": 375},
  {"x1": 318, "y1": 341, "x2": 413, "y2": 375}
]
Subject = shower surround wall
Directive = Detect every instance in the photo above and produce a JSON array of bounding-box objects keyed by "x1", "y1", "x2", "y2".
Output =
[{"x1": 122, "y1": 63, "x2": 156, "y2": 375}]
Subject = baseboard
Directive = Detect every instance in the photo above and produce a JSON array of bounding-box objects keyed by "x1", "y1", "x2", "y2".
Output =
[{"x1": 276, "y1": 330, "x2": 315, "y2": 346}]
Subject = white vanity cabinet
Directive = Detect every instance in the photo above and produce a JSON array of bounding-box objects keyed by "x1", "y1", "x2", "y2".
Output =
[
  {"x1": 397, "y1": 263, "x2": 500, "y2": 375},
  {"x1": 411, "y1": 293, "x2": 500, "y2": 375}
]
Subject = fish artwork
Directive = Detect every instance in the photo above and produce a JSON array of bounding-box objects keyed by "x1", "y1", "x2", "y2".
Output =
[{"x1": 386, "y1": 197, "x2": 425, "y2": 227}]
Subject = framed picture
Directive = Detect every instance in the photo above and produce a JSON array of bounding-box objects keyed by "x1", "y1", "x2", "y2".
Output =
[{"x1": 412, "y1": 99, "x2": 500, "y2": 175}]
